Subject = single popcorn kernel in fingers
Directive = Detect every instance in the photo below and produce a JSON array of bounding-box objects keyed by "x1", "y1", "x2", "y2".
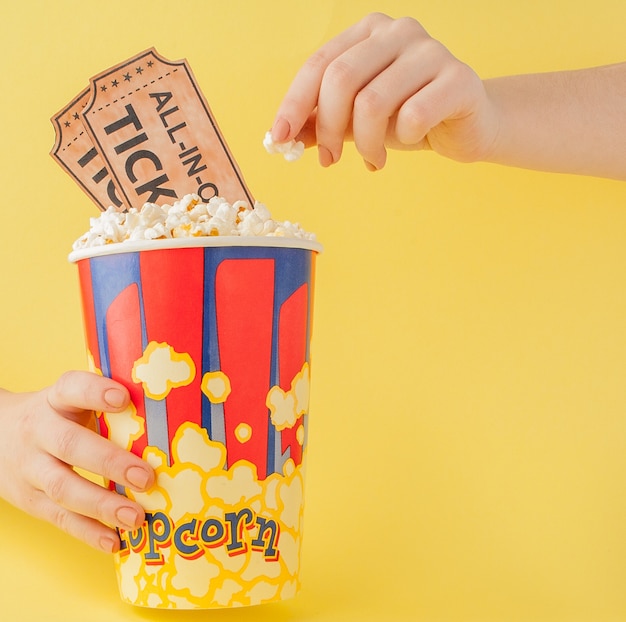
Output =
[{"x1": 263, "y1": 131, "x2": 305, "y2": 162}]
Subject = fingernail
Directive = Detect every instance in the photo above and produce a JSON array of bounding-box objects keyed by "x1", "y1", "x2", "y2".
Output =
[
  {"x1": 104, "y1": 388, "x2": 126, "y2": 409},
  {"x1": 364, "y1": 160, "x2": 378, "y2": 172},
  {"x1": 126, "y1": 465, "x2": 151, "y2": 490},
  {"x1": 116, "y1": 506, "x2": 141, "y2": 530},
  {"x1": 318, "y1": 145, "x2": 334, "y2": 167},
  {"x1": 99, "y1": 535, "x2": 119, "y2": 554},
  {"x1": 272, "y1": 117, "x2": 291, "y2": 142}
]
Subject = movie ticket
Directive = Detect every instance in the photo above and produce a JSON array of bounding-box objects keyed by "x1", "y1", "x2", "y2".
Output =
[
  {"x1": 51, "y1": 88, "x2": 126, "y2": 210},
  {"x1": 51, "y1": 48, "x2": 253, "y2": 211}
]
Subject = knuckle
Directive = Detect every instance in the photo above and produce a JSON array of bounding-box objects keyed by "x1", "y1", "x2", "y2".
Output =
[
  {"x1": 99, "y1": 449, "x2": 125, "y2": 481},
  {"x1": 446, "y1": 59, "x2": 477, "y2": 87},
  {"x1": 54, "y1": 370, "x2": 78, "y2": 396},
  {"x1": 362, "y1": 11, "x2": 391, "y2": 28},
  {"x1": 405, "y1": 101, "x2": 428, "y2": 128},
  {"x1": 398, "y1": 103, "x2": 429, "y2": 144},
  {"x1": 393, "y1": 15, "x2": 424, "y2": 35},
  {"x1": 303, "y1": 49, "x2": 334, "y2": 77},
  {"x1": 51, "y1": 506, "x2": 74, "y2": 537},
  {"x1": 92, "y1": 490, "x2": 113, "y2": 523},
  {"x1": 281, "y1": 94, "x2": 305, "y2": 113},
  {"x1": 415, "y1": 36, "x2": 447, "y2": 60},
  {"x1": 314, "y1": 116, "x2": 337, "y2": 138},
  {"x1": 354, "y1": 87, "x2": 386, "y2": 120},
  {"x1": 48, "y1": 370, "x2": 80, "y2": 412},
  {"x1": 396, "y1": 16, "x2": 433, "y2": 46},
  {"x1": 43, "y1": 470, "x2": 68, "y2": 504},
  {"x1": 55, "y1": 425, "x2": 81, "y2": 462},
  {"x1": 323, "y1": 58, "x2": 357, "y2": 91}
]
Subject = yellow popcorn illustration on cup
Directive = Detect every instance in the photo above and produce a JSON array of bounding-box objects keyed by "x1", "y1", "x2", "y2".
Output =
[
  {"x1": 115, "y1": 422, "x2": 305, "y2": 608},
  {"x1": 74, "y1": 239, "x2": 318, "y2": 609},
  {"x1": 201, "y1": 370, "x2": 231, "y2": 404},
  {"x1": 132, "y1": 342, "x2": 196, "y2": 401}
]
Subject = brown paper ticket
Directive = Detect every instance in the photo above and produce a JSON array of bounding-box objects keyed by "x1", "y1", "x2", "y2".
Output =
[
  {"x1": 51, "y1": 89, "x2": 126, "y2": 211},
  {"x1": 80, "y1": 48, "x2": 253, "y2": 209}
]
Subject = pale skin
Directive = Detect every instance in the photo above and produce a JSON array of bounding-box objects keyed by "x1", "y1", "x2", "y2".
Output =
[
  {"x1": 271, "y1": 12, "x2": 626, "y2": 180},
  {"x1": 0, "y1": 372, "x2": 155, "y2": 553}
]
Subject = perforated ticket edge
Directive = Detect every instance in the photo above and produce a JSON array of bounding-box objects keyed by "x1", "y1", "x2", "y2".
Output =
[{"x1": 50, "y1": 88, "x2": 125, "y2": 211}]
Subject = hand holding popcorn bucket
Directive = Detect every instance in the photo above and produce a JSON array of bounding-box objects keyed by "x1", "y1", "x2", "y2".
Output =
[{"x1": 69, "y1": 231, "x2": 320, "y2": 608}]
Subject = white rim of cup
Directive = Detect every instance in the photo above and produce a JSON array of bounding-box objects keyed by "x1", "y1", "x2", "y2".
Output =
[{"x1": 68, "y1": 236, "x2": 323, "y2": 262}]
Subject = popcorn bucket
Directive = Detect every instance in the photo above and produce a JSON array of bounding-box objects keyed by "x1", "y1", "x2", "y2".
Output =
[{"x1": 70, "y1": 236, "x2": 321, "y2": 609}]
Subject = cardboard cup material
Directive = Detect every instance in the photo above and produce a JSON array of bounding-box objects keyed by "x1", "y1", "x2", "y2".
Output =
[{"x1": 70, "y1": 237, "x2": 321, "y2": 609}]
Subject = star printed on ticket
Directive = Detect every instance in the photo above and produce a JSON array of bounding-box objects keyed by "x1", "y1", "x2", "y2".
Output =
[{"x1": 51, "y1": 48, "x2": 253, "y2": 211}]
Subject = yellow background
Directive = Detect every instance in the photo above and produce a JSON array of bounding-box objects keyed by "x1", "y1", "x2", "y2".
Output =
[{"x1": 2, "y1": 1, "x2": 626, "y2": 620}]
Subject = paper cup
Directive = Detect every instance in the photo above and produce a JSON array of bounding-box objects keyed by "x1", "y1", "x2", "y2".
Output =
[{"x1": 70, "y1": 236, "x2": 321, "y2": 609}]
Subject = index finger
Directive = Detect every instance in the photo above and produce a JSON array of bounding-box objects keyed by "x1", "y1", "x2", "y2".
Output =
[
  {"x1": 47, "y1": 370, "x2": 130, "y2": 416},
  {"x1": 38, "y1": 416, "x2": 154, "y2": 493},
  {"x1": 271, "y1": 14, "x2": 390, "y2": 142}
]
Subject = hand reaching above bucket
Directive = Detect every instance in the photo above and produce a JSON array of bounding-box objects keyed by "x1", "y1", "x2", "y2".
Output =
[
  {"x1": 0, "y1": 371, "x2": 155, "y2": 553},
  {"x1": 270, "y1": 12, "x2": 626, "y2": 180}
]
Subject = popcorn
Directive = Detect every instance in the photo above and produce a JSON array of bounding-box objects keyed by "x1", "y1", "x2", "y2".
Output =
[
  {"x1": 266, "y1": 362, "x2": 310, "y2": 431},
  {"x1": 263, "y1": 131, "x2": 305, "y2": 162},
  {"x1": 72, "y1": 194, "x2": 316, "y2": 250},
  {"x1": 101, "y1": 401, "x2": 145, "y2": 452},
  {"x1": 201, "y1": 371, "x2": 231, "y2": 404},
  {"x1": 132, "y1": 341, "x2": 196, "y2": 401},
  {"x1": 115, "y1": 422, "x2": 306, "y2": 609}
]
